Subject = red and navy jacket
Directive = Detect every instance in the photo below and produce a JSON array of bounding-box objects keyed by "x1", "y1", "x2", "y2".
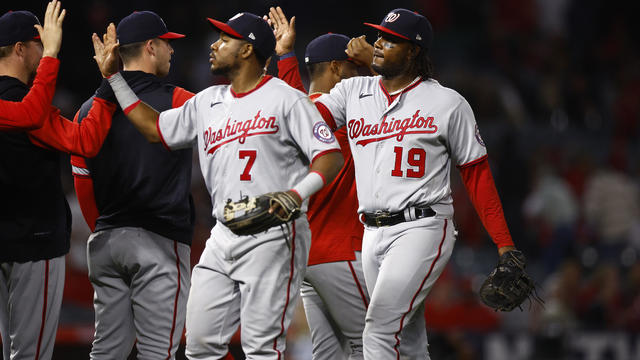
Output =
[
  {"x1": 0, "y1": 72, "x2": 116, "y2": 263},
  {"x1": 71, "y1": 71, "x2": 195, "y2": 245}
]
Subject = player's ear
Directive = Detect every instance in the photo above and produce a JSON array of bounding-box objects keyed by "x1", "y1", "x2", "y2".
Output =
[
  {"x1": 145, "y1": 39, "x2": 156, "y2": 56},
  {"x1": 329, "y1": 60, "x2": 341, "y2": 76},
  {"x1": 240, "y1": 42, "x2": 254, "y2": 60},
  {"x1": 14, "y1": 42, "x2": 25, "y2": 58}
]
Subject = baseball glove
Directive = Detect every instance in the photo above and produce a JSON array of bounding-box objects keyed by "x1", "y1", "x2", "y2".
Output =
[
  {"x1": 479, "y1": 250, "x2": 542, "y2": 311},
  {"x1": 222, "y1": 192, "x2": 301, "y2": 236}
]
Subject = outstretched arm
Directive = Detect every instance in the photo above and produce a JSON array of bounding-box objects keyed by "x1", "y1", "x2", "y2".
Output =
[{"x1": 93, "y1": 23, "x2": 162, "y2": 142}]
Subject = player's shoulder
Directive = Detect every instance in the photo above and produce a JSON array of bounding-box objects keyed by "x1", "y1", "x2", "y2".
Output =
[
  {"x1": 339, "y1": 75, "x2": 379, "y2": 91},
  {"x1": 192, "y1": 83, "x2": 229, "y2": 103},
  {"x1": 418, "y1": 79, "x2": 468, "y2": 108},
  {"x1": 267, "y1": 77, "x2": 308, "y2": 99}
]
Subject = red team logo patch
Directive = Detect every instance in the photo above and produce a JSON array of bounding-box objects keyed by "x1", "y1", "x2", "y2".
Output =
[{"x1": 313, "y1": 122, "x2": 336, "y2": 143}]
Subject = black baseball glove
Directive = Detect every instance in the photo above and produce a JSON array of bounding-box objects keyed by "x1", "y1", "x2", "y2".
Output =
[
  {"x1": 479, "y1": 250, "x2": 542, "y2": 311},
  {"x1": 222, "y1": 192, "x2": 301, "y2": 236}
]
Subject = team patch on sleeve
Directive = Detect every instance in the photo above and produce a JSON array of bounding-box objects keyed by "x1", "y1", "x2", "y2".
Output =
[
  {"x1": 475, "y1": 124, "x2": 486, "y2": 147},
  {"x1": 313, "y1": 121, "x2": 336, "y2": 143}
]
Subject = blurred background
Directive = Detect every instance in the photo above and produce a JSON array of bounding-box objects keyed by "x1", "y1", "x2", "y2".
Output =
[{"x1": 2, "y1": 0, "x2": 640, "y2": 359}]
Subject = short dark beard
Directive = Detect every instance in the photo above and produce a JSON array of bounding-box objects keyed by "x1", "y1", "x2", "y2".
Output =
[
  {"x1": 372, "y1": 60, "x2": 408, "y2": 79},
  {"x1": 210, "y1": 50, "x2": 240, "y2": 77}
]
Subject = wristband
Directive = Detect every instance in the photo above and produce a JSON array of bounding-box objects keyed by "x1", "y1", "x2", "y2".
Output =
[
  {"x1": 291, "y1": 171, "x2": 325, "y2": 200},
  {"x1": 107, "y1": 72, "x2": 140, "y2": 112},
  {"x1": 279, "y1": 52, "x2": 296, "y2": 60}
]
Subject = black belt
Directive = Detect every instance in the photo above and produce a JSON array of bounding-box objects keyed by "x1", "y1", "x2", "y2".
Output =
[{"x1": 362, "y1": 207, "x2": 435, "y2": 227}]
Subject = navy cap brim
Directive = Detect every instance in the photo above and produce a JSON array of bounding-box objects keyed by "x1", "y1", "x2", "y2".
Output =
[
  {"x1": 207, "y1": 18, "x2": 243, "y2": 39},
  {"x1": 363, "y1": 23, "x2": 410, "y2": 41},
  {"x1": 158, "y1": 31, "x2": 185, "y2": 40}
]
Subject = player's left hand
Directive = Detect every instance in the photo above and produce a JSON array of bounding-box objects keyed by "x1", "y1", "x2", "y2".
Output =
[
  {"x1": 266, "y1": 6, "x2": 296, "y2": 56},
  {"x1": 92, "y1": 23, "x2": 120, "y2": 78},
  {"x1": 346, "y1": 36, "x2": 375, "y2": 72},
  {"x1": 269, "y1": 190, "x2": 302, "y2": 219}
]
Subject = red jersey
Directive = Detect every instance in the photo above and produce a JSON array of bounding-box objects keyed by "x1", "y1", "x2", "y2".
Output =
[{"x1": 278, "y1": 57, "x2": 363, "y2": 266}]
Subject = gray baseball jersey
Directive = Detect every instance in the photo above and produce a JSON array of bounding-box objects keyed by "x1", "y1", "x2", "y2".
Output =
[
  {"x1": 158, "y1": 76, "x2": 339, "y2": 218},
  {"x1": 316, "y1": 76, "x2": 482, "y2": 358},
  {"x1": 317, "y1": 76, "x2": 486, "y2": 217},
  {"x1": 157, "y1": 75, "x2": 340, "y2": 357}
]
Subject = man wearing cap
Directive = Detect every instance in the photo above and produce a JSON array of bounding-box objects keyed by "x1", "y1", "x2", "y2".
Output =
[
  {"x1": 93, "y1": 11, "x2": 344, "y2": 359},
  {"x1": 0, "y1": 2, "x2": 119, "y2": 359},
  {"x1": 0, "y1": 3, "x2": 64, "y2": 131},
  {"x1": 312, "y1": 8, "x2": 522, "y2": 359},
  {"x1": 267, "y1": 7, "x2": 372, "y2": 359},
  {"x1": 70, "y1": 10, "x2": 195, "y2": 359}
]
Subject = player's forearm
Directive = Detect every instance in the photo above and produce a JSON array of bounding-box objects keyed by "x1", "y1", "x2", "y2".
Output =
[
  {"x1": 108, "y1": 72, "x2": 162, "y2": 143},
  {"x1": 0, "y1": 57, "x2": 59, "y2": 131},
  {"x1": 291, "y1": 150, "x2": 343, "y2": 202},
  {"x1": 310, "y1": 151, "x2": 344, "y2": 187},
  {"x1": 458, "y1": 156, "x2": 514, "y2": 248},
  {"x1": 125, "y1": 102, "x2": 162, "y2": 143}
]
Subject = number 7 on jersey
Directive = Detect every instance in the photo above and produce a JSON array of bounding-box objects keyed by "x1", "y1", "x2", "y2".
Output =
[{"x1": 239, "y1": 150, "x2": 257, "y2": 181}]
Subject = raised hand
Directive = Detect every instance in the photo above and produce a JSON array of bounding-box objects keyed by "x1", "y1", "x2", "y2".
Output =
[
  {"x1": 346, "y1": 35, "x2": 374, "y2": 68},
  {"x1": 267, "y1": 7, "x2": 296, "y2": 56},
  {"x1": 92, "y1": 23, "x2": 120, "y2": 78},
  {"x1": 34, "y1": 0, "x2": 66, "y2": 58}
]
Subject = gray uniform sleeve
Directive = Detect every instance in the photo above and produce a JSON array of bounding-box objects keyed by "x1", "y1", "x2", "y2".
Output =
[
  {"x1": 157, "y1": 94, "x2": 200, "y2": 150},
  {"x1": 286, "y1": 97, "x2": 340, "y2": 163},
  {"x1": 447, "y1": 98, "x2": 487, "y2": 166},
  {"x1": 315, "y1": 80, "x2": 349, "y2": 128}
]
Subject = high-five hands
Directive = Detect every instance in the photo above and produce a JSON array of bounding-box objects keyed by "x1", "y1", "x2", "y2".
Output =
[
  {"x1": 265, "y1": 6, "x2": 296, "y2": 56},
  {"x1": 92, "y1": 23, "x2": 120, "y2": 78},
  {"x1": 35, "y1": 0, "x2": 67, "y2": 58}
]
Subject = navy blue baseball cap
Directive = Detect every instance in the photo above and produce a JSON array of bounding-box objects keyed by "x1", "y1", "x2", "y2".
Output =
[
  {"x1": 0, "y1": 11, "x2": 41, "y2": 47},
  {"x1": 117, "y1": 11, "x2": 185, "y2": 46},
  {"x1": 207, "y1": 13, "x2": 276, "y2": 59},
  {"x1": 364, "y1": 8, "x2": 433, "y2": 49},
  {"x1": 304, "y1": 33, "x2": 350, "y2": 65}
]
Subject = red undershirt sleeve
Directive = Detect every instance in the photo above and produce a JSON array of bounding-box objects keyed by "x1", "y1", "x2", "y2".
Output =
[
  {"x1": 71, "y1": 155, "x2": 99, "y2": 231},
  {"x1": 172, "y1": 87, "x2": 195, "y2": 108},
  {"x1": 68, "y1": 110, "x2": 99, "y2": 231},
  {"x1": 0, "y1": 57, "x2": 59, "y2": 131},
  {"x1": 458, "y1": 156, "x2": 514, "y2": 248},
  {"x1": 27, "y1": 97, "x2": 117, "y2": 157},
  {"x1": 278, "y1": 57, "x2": 306, "y2": 93}
]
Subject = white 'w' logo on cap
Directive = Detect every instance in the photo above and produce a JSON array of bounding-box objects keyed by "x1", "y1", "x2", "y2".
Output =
[
  {"x1": 385, "y1": 12, "x2": 400, "y2": 22},
  {"x1": 248, "y1": 32, "x2": 255, "y2": 40}
]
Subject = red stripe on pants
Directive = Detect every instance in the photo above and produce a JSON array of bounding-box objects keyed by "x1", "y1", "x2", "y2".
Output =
[
  {"x1": 273, "y1": 222, "x2": 297, "y2": 359},
  {"x1": 35, "y1": 259, "x2": 49, "y2": 360},
  {"x1": 392, "y1": 219, "x2": 448, "y2": 359},
  {"x1": 166, "y1": 241, "x2": 181, "y2": 360}
]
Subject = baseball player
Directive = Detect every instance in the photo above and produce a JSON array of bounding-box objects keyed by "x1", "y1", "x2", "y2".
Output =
[
  {"x1": 267, "y1": 7, "x2": 370, "y2": 359},
  {"x1": 71, "y1": 11, "x2": 194, "y2": 359},
  {"x1": 0, "y1": 2, "x2": 119, "y2": 360},
  {"x1": 93, "y1": 12, "x2": 344, "y2": 359},
  {"x1": 313, "y1": 9, "x2": 520, "y2": 359},
  {"x1": 0, "y1": 6, "x2": 63, "y2": 132}
]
